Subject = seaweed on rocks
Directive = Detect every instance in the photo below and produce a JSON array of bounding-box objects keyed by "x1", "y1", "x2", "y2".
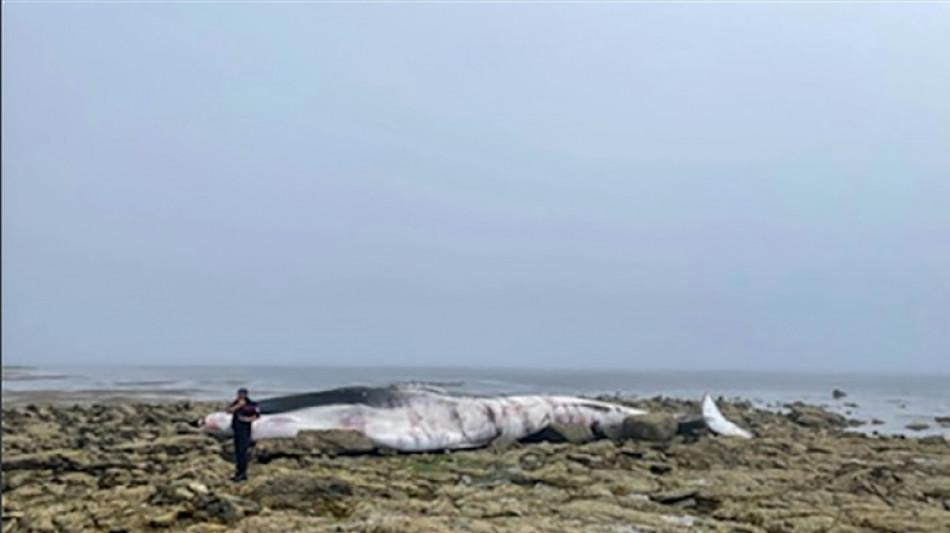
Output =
[{"x1": 2, "y1": 397, "x2": 949, "y2": 532}]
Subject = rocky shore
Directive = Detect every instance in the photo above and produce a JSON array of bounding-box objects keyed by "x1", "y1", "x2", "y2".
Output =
[{"x1": 3, "y1": 396, "x2": 949, "y2": 533}]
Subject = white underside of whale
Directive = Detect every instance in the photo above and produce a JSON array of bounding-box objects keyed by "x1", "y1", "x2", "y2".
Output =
[{"x1": 254, "y1": 393, "x2": 646, "y2": 451}]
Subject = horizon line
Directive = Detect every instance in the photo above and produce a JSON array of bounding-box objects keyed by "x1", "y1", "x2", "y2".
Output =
[{"x1": 3, "y1": 362, "x2": 948, "y2": 378}]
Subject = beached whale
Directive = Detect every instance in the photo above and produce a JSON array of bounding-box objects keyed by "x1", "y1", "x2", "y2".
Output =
[{"x1": 200, "y1": 384, "x2": 752, "y2": 452}]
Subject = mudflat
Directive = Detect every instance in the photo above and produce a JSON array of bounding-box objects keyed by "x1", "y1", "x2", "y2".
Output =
[{"x1": 2, "y1": 396, "x2": 948, "y2": 533}]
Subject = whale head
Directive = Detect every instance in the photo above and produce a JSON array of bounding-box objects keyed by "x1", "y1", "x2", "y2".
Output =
[{"x1": 200, "y1": 411, "x2": 233, "y2": 437}]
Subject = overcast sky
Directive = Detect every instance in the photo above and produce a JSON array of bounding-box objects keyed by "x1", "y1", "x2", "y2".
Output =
[{"x1": 2, "y1": 3, "x2": 948, "y2": 372}]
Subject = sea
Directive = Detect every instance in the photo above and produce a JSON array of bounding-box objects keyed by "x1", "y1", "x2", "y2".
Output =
[{"x1": 2, "y1": 364, "x2": 948, "y2": 438}]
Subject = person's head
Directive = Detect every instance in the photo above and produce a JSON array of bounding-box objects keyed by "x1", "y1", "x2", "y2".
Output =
[{"x1": 237, "y1": 388, "x2": 249, "y2": 400}]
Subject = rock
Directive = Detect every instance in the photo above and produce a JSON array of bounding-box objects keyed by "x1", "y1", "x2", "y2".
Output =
[
  {"x1": 619, "y1": 449, "x2": 645, "y2": 460},
  {"x1": 193, "y1": 494, "x2": 253, "y2": 524},
  {"x1": 114, "y1": 435, "x2": 211, "y2": 456},
  {"x1": 185, "y1": 481, "x2": 210, "y2": 495},
  {"x1": 521, "y1": 423, "x2": 595, "y2": 445},
  {"x1": 149, "y1": 480, "x2": 259, "y2": 526},
  {"x1": 518, "y1": 452, "x2": 544, "y2": 471},
  {"x1": 806, "y1": 444, "x2": 835, "y2": 455},
  {"x1": 247, "y1": 473, "x2": 354, "y2": 518},
  {"x1": 832, "y1": 388, "x2": 848, "y2": 399},
  {"x1": 521, "y1": 462, "x2": 584, "y2": 488},
  {"x1": 566, "y1": 450, "x2": 609, "y2": 468},
  {"x1": 871, "y1": 418, "x2": 885, "y2": 425},
  {"x1": 176, "y1": 422, "x2": 199, "y2": 434},
  {"x1": 1, "y1": 450, "x2": 90, "y2": 472},
  {"x1": 254, "y1": 430, "x2": 376, "y2": 461},
  {"x1": 6, "y1": 397, "x2": 950, "y2": 533},
  {"x1": 787, "y1": 406, "x2": 848, "y2": 429},
  {"x1": 148, "y1": 509, "x2": 182, "y2": 528},
  {"x1": 581, "y1": 439, "x2": 618, "y2": 455},
  {"x1": 141, "y1": 411, "x2": 168, "y2": 425},
  {"x1": 98, "y1": 468, "x2": 134, "y2": 489},
  {"x1": 488, "y1": 436, "x2": 521, "y2": 453},
  {"x1": 597, "y1": 423, "x2": 626, "y2": 442},
  {"x1": 617, "y1": 414, "x2": 678, "y2": 442},
  {"x1": 935, "y1": 416, "x2": 950, "y2": 428},
  {"x1": 793, "y1": 412, "x2": 834, "y2": 428},
  {"x1": 150, "y1": 480, "x2": 205, "y2": 506},
  {"x1": 649, "y1": 489, "x2": 697, "y2": 505},
  {"x1": 54, "y1": 511, "x2": 95, "y2": 531},
  {"x1": 905, "y1": 422, "x2": 930, "y2": 432},
  {"x1": 3, "y1": 472, "x2": 33, "y2": 491}
]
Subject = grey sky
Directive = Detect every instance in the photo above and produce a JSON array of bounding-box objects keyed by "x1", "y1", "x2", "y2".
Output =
[{"x1": 2, "y1": 3, "x2": 948, "y2": 372}]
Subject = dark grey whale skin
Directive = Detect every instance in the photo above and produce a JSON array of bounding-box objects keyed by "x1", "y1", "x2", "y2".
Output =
[{"x1": 252, "y1": 386, "x2": 413, "y2": 415}]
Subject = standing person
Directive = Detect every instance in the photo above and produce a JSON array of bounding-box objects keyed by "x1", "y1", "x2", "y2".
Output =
[{"x1": 226, "y1": 387, "x2": 260, "y2": 482}]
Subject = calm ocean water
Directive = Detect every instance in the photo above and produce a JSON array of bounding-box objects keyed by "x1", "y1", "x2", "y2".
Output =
[{"x1": 3, "y1": 364, "x2": 948, "y2": 438}]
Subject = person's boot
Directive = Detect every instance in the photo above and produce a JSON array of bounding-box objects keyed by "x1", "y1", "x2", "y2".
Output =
[{"x1": 231, "y1": 473, "x2": 247, "y2": 482}]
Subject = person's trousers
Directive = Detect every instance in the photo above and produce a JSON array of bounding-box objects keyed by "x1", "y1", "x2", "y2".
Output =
[{"x1": 233, "y1": 428, "x2": 251, "y2": 477}]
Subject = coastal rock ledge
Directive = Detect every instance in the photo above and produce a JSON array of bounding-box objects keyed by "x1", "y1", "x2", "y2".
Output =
[{"x1": 2, "y1": 399, "x2": 949, "y2": 533}]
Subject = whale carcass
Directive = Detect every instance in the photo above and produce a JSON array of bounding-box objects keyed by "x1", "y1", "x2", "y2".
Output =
[{"x1": 200, "y1": 384, "x2": 752, "y2": 452}]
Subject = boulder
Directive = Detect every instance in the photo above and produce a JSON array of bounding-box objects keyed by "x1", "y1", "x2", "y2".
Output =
[
  {"x1": 616, "y1": 414, "x2": 678, "y2": 442},
  {"x1": 787, "y1": 405, "x2": 848, "y2": 429}
]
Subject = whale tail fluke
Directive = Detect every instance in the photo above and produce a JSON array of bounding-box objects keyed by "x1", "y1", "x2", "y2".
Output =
[{"x1": 700, "y1": 393, "x2": 754, "y2": 438}]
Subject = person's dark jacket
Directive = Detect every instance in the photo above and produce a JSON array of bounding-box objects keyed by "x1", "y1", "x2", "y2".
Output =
[{"x1": 230, "y1": 399, "x2": 260, "y2": 431}]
